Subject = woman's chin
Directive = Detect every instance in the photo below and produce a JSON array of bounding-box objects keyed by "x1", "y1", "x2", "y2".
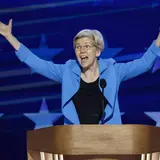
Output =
[{"x1": 81, "y1": 65, "x2": 90, "y2": 71}]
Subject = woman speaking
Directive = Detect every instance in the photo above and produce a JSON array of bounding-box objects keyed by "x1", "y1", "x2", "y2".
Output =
[{"x1": 0, "y1": 19, "x2": 160, "y2": 160}]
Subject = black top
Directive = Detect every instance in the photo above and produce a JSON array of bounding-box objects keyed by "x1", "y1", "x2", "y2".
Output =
[{"x1": 72, "y1": 77, "x2": 108, "y2": 124}]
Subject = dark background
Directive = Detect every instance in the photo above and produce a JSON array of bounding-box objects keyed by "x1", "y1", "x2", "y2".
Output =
[{"x1": 0, "y1": 0, "x2": 160, "y2": 159}]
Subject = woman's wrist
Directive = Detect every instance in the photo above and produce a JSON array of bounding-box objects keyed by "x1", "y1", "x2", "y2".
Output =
[
  {"x1": 5, "y1": 33, "x2": 21, "y2": 51},
  {"x1": 5, "y1": 33, "x2": 13, "y2": 41}
]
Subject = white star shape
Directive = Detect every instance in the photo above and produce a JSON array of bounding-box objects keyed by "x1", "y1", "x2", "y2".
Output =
[
  {"x1": 100, "y1": 38, "x2": 123, "y2": 59},
  {"x1": 24, "y1": 98, "x2": 63, "y2": 129},
  {"x1": 115, "y1": 52, "x2": 144, "y2": 62},
  {"x1": 121, "y1": 112, "x2": 125, "y2": 116},
  {"x1": 145, "y1": 112, "x2": 160, "y2": 126},
  {"x1": 31, "y1": 34, "x2": 64, "y2": 61}
]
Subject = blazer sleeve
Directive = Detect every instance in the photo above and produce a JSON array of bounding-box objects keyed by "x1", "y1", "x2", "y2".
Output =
[
  {"x1": 114, "y1": 41, "x2": 160, "y2": 82},
  {"x1": 15, "y1": 43, "x2": 65, "y2": 83}
]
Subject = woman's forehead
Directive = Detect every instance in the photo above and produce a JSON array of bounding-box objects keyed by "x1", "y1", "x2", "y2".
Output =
[{"x1": 76, "y1": 37, "x2": 94, "y2": 44}]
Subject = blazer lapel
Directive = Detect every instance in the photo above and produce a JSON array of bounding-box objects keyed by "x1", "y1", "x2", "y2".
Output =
[
  {"x1": 62, "y1": 101, "x2": 80, "y2": 124},
  {"x1": 62, "y1": 61, "x2": 81, "y2": 124},
  {"x1": 98, "y1": 58, "x2": 116, "y2": 107},
  {"x1": 98, "y1": 58, "x2": 117, "y2": 123},
  {"x1": 62, "y1": 58, "x2": 117, "y2": 124}
]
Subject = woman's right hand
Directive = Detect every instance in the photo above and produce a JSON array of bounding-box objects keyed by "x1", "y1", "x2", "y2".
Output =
[
  {"x1": 0, "y1": 19, "x2": 12, "y2": 38},
  {"x1": 0, "y1": 19, "x2": 20, "y2": 51}
]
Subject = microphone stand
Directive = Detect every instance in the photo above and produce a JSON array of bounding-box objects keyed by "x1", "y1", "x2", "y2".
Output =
[
  {"x1": 100, "y1": 79, "x2": 106, "y2": 125},
  {"x1": 102, "y1": 89, "x2": 105, "y2": 124}
]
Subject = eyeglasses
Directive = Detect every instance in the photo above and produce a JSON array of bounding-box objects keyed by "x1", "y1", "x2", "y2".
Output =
[{"x1": 75, "y1": 44, "x2": 95, "y2": 51}]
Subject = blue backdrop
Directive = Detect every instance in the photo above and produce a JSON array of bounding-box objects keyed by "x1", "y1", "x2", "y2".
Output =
[{"x1": 0, "y1": 0, "x2": 160, "y2": 159}]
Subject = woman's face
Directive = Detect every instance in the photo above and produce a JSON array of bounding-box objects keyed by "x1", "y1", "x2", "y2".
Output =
[{"x1": 75, "y1": 37, "x2": 100, "y2": 69}]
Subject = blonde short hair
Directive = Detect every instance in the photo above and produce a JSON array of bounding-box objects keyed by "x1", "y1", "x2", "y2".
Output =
[{"x1": 73, "y1": 29, "x2": 105, "y2": 51}]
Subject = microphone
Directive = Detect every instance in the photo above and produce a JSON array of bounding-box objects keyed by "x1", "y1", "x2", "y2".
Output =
[
  {"x1": 100, "y1": 78, "x2": 107, "y2": 124},
  {"x1": 100, "y1": 79, "x2": 106, "y2": 89}
]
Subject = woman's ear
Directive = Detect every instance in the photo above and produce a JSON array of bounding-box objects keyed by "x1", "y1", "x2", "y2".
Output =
[{"x1": 96, "y1": 50, "x2": 101, "y2": 57}]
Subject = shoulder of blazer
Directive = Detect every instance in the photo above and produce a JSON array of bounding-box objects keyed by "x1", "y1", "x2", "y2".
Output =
[
  {"x1": 64, "y1": 59, "x2": 81, "y2": 76},
  {"x1": 99, "y1": 58, "x2": 116, "y2": 66},
  {"x1": 64, "y1": 58, "x2": 116, "y2": 75},
  {"x1": 98, "y1": 58, "x2": 116, "y2": 73},
  {"x1": 65, "y1": 58, "x2": 116, "y2": 67},
  {"x1": 65, "y1": 59, "x2": 79, "y2": 67}
]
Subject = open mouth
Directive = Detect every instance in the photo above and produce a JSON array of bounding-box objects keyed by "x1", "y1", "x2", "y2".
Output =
[{"x1": 81, "y1": 56, "x2": 88, "y2": 62}]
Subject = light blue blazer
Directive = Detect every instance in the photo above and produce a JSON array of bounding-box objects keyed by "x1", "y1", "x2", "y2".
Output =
[{"x1": 15, "y1": 42, "x2": 160, "y2": 125}]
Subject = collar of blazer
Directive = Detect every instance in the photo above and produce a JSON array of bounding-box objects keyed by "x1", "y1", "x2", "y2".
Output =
[{"x1": 71, "y1": 58, "x2": 116, "y2": 76}]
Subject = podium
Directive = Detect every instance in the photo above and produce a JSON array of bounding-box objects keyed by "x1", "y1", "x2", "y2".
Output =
[{"x1": 27, "y1": 125, "x2": 160, "y2": 160}]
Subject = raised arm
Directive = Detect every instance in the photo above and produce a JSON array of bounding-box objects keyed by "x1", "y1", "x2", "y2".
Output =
[
  {"x1": 0, "y1": 19, "x2": 64, "y2": 83},
  {"x1": 114, "y1": 32, "x2": 160, "y2": 82},
  {"x1": 0, "y1": 19, "x2": 20, "y2": 50}
]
